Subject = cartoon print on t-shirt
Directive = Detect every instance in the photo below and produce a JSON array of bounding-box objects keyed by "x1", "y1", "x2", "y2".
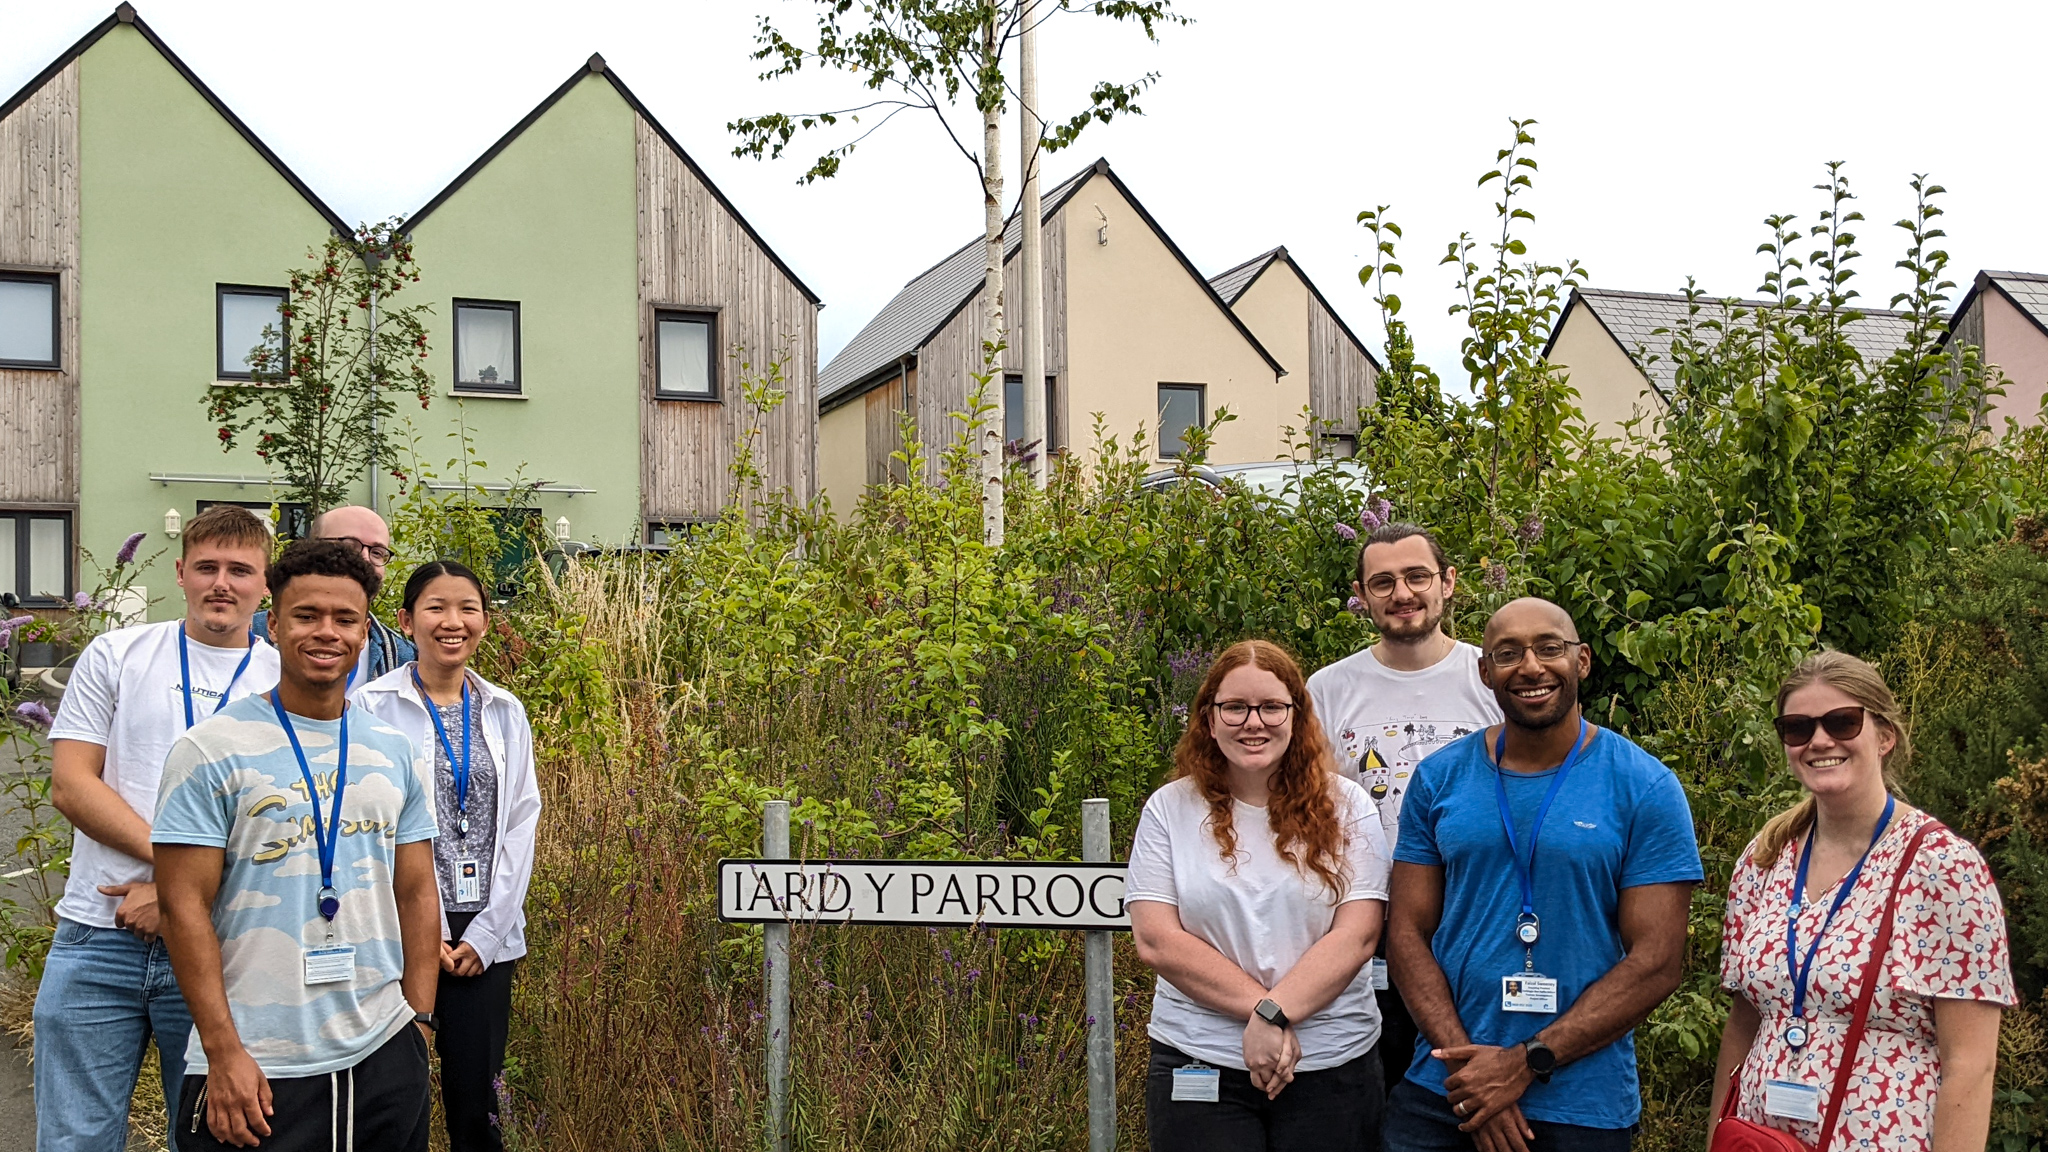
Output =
[{"x1": 1336, "y1": 720, "x2": 1479, "y2": 822}]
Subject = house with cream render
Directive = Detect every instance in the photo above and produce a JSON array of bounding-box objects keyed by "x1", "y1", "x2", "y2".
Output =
[
  {"x1": 1208, "y1": 246, "x2": 1381, "y2": 456},
  {"x1": 0, "y1": 6, "x2": 820, "y2": 616},
  {"x1": 816, "y1": 159, "x2": 1294, "y2": 508}
]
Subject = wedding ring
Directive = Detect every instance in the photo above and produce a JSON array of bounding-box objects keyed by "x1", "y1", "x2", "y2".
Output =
[{"x1": 1454, "y1": 1101, "x2": 1468, "y2": 1117}]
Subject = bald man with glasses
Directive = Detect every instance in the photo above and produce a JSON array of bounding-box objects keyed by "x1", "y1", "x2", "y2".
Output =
[{"x1": 252, "y1": 506, "x2": 415, "y2": 684}]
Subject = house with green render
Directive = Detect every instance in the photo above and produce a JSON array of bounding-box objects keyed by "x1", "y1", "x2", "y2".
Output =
[{"x1": 0, "y1": 5, "x2": 820, "y2": 620}]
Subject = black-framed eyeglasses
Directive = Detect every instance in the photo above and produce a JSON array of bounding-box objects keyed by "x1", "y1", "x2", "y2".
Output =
[
  {"x1": 1362, "y1": 568, "x2": 1443, "y2": 598},
  {"x1": 1773, "y1": 706, "x2": 1867, "y2": 747},
  {"x1": 1485, "y1": 640, "x2": 1587, "y2": 668},
  {"x1": 321, "y1": 535, "x2": 393, "y2": 564},
  {"x1": 1212, "y1": 700, "x2": 1296, "y2": 727}
]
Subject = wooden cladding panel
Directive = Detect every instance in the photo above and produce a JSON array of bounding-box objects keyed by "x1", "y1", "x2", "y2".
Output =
[
  {"x1": 908, "y1": 213, "x2": 1069, "y2": 474},
  {"x1": 0, "y1": 61, "x2": 81, "y2": 506},
  {"x1": 863, "y1": 373, "x2": 908, "y2": 486},
  {"x1": 636, "y1": 116, "x2": 817, "y2": 520},
  {"x1": 1307, "y1": 293, "x2": 1376, "y2": 436}
]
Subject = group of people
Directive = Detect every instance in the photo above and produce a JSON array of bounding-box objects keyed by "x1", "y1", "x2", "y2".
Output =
[
  {"x1": 1130, "y1": 523, "x2": 2014, "y2": 1151},
  {"x1": 34, "y1": 504, "x2": 541, "y2": 1152}
]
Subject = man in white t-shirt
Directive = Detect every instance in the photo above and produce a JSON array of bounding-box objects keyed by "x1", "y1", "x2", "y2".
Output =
[
  {"x1": 1307, "y1": 522, "x2": 1501, "y2": 1102},
  {"x1": 36, "y1": 505, "x2": 279, "y2": 1151}
]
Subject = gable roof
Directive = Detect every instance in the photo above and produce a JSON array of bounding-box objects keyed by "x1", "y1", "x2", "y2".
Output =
[
  {"x1": 1, "y1": 4, "x2": 350, "y2": 235},
  {"x1": 1948, "y1": 270, "x2": 2048, "y2": 345},
  {"x1": 1208, "y1": 245, "x2": 1385, "y2": 373},
  {"x1": 1546, "y1": 287, "x2": 1918, "y2": 400},
  {"x1": 821, "y1": 158, "x2": 1286, "y2": 408},
  {"x1": 400, "y1": 54, "x2": 819, "y2": 307}
]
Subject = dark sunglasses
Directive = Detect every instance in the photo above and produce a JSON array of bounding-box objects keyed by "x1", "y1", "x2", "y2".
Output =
[{"x1": 1772, "y1": 706, "x2": 1867, "y2": 747}]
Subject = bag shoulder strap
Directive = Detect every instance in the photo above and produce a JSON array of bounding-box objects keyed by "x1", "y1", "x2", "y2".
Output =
[{"x1": 1814, "y1": 816, "x2": 1939, "y2": 1152}]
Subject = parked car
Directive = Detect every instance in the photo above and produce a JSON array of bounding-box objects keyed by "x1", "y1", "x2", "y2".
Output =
[{"x1": 1139, "y1": 459, "x2": 1372, "y2": 506}]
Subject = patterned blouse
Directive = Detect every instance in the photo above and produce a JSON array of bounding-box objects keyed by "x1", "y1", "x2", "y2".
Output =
[{"x1": 1720, "y1": 807, "x2": 2014, "y2": 1148}]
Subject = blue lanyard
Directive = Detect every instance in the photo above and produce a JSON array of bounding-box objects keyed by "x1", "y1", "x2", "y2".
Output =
[
  {"x1": 1492, "y1": 719, "x2": 1591, "y2": 936},
  {"x1": 1787, "y1": 794, "x2": 1895, "y2": 1026},
  {"x1": 179, "y1": 626, "x2": 256, "y2": 729},
  {"x1": 270, "y1": 690, "x2": 348, "y2": 921},
  {"x1": 413, "y1": 667, "x2": 473, "y2": 837}
]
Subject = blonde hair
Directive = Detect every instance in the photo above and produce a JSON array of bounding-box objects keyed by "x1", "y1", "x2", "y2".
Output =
[{"x1": 1751, "y1": 650, "x2": 1910, "y2": 866}]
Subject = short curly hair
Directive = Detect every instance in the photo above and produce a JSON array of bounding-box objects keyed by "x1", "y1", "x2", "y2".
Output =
[{"x1": 267, "y1": 538, "x2": 380, "y2": 607}]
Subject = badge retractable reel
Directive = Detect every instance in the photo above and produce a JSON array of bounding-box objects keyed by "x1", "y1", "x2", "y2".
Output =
[
  {"x1": 1494, "y1": 719, "x2": 1589, "y2": 1017},
  {"x1": 272, "y1": 691, "x2": 355, "y2": 985}
]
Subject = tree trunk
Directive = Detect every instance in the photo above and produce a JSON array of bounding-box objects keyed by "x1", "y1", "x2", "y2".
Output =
[{"x1": 980, "y1": 16, "x2": 1006, "y2": 546}]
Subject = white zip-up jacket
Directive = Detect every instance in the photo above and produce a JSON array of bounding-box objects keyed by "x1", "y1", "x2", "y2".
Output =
[{"x1": 353, "y1": 663, "x2": 542, "y2": 970}]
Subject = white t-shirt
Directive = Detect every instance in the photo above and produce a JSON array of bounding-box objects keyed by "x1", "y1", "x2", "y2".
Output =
[
  {"x1": 1307, "y1": 640, "x2": 1501, "y2": 847},
  {"x1": 47, "y1": 619, "x2": 280, "y2": 928},
  {"x1": 1124, "y1": 775, "x2": 1390, "y2": 1071}
]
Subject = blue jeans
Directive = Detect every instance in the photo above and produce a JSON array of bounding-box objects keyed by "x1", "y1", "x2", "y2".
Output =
[
  {"x1": 1382, "y1": 1081, "x2": 1635, "y2": 1152},
  {"x1": 34, "y1": 917, "x2": 193, "y2": 1152}
]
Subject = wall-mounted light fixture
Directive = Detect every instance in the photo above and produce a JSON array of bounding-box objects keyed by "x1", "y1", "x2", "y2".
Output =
[
  {"x1": 554, "y1": 516, "x2": 572, "y2": 542},
  {"x1": 164, "y1": 508, "x2": 183, "y2": 538}
]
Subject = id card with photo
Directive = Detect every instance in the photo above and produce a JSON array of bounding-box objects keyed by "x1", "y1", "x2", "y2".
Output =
[
  {"x1": 1369, "y1": 958, "x2": 1390, "y2": 991},
  {"x1": 304, "y1": 945, "x2": 356, "y2": 985},
  {"x1": 1500, "y1": 973, "x2": 1559, "y2": 1014},
  {"x1": 455, "y1": 859, "x2": 482, "y2": 904}
]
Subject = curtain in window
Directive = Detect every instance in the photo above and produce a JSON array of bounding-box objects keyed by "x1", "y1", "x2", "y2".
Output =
[
  {"x1": 219, "y1": 291, "x2": 284, "y2": 376},
  {"x1": 659, "y1": 318, "x2": 710, "y2": 395},
  {"x1": 27, "y1": 517, "x2": 64, "y2": 599},
  {"x1": 458, "y1": 306, "x2": 517, "y2": 388},
  {"x1": 0, "y1": 517, "x2": 14, "y2": 597},
  {"x1": 1158, "y1": 386, "x2": 1203, "y2": 457}
]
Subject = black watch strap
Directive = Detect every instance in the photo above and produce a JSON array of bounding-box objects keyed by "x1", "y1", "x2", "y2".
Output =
[
  {"x1": 1254, "y1": 998, "x2": 1290, "y2": 1030},
  {"x1": 414, "y1": 1011, "x2": 439, "y2": 1033}
]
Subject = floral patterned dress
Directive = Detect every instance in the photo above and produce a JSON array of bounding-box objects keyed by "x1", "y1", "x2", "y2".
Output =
[{"x1": 1720, "y1": 808, "x2": 2014, "y2": 1148}]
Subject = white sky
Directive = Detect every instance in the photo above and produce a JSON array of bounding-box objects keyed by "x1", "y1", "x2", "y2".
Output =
[{"x1": 5, "y1": 0, "x2": 2046, "y2": 382}]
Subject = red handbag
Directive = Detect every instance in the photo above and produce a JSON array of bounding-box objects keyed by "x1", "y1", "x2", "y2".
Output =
[{"x1": 1709, "y1": 819, "x2": 1936, "y2": 1152}]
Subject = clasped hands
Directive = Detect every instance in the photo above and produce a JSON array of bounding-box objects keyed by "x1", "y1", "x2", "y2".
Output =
[
  {"x1": 1242, "y1": 1015, "x2": 1300, "y2": 1100},
  {"x1": 1435, "y1": 1043, "x2": 1539, "y2": 1152},
  {"x1": 441, "y1": 939, "x2": 484, "y2": 976}
]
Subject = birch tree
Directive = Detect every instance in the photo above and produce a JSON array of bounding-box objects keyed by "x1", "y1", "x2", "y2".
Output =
[{"x1": 731, "y1": 0, "x2": 1182, "y2": 543}]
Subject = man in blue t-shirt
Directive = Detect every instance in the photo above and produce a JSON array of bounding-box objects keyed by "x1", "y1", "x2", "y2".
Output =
[
  {"x1": 155, "y1": 538, "x2": 441, "y2": 1150},
  {"x1": 1385, "y1": 598, "x2": 1702, "y2": 1151}
]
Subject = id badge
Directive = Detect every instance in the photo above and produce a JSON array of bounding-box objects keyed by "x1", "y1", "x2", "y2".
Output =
[
  {"x1": 1369, "y1": 958, "x2": 1390, "y2": 991},
  {"x1": 1763, "y1": 1079, "x2": 1822, "y2": 1122},
  {"x1": 455, "y1": 859, "x2": 482, "y2": 904},
  {"x1": 304, "y1": 945, "x2": 356, "y2": 985},
  {"x1": 1170, "y1": 1061, "x2": 1220, "y2": 1102},
  {"x1": 1500, "y1": 973, "x2": 1559, "y2": 1014}
]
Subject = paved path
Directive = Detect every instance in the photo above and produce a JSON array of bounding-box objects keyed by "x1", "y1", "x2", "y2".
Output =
[{"x1": 0, "y1": 726, "x2": 51, "y2": 1146}]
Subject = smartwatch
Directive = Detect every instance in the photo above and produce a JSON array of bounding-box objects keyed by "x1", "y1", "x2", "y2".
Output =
[
  {"x1": 1523, "y1": 1039, "x2": 1556, "y2": 1084},
  {"x1": 414, "y1": 1011, "x2": 439, "y2": 1033},
  {"x1": 1253, "y1": 999, "x2": 1290, "y2": 1030}
]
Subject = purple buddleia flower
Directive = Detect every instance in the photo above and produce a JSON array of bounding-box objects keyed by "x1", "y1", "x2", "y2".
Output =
[
  {"x1": 1335, "y1": 522, "x2": 1357, "y2": 541},
  {"x1": 1485, "y1": 560, "x2": 1509, "y2": 590},
  {"x1": 115, "y1": 531, "x2": 146, "y2": 566},
  {"x1": 73, "y1": 591, "x2": 93, "y2": 611},
  {"x1": 1358, "y1": 496, "x2": 1395, "y2": 532},
  {"x1": 0, "y1": 615, "x2": 32, "y2": 646},
  {"x1": 1518, "y1": 514, "x2": 1545, "y2": 544},
  {"x1": 13, "y1": 701, "x2": 53, "y2": 732},
  {"x1": 1346, "y1": 595, "x2": 1366, "y2": 612}
]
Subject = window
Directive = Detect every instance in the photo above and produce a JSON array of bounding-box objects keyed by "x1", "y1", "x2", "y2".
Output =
[
  {"x1": 656, "y1": 311, "x2": 717, "y2": 400},
  {"x1": 454, "y1": 300, "x2": 520, "y2": 392},
  {"x1": 0, "y1": 272, "x2": 59, "y2": 369},
  {"x1": 196, "y1": 500, "x2": 309, "y2": 541},
  {"x1": 1157, "y1": 383, "x2": 1206, "y2": 458},
  {"x1": 1321, "y1": 433, "x2": 1358, "y2": 459},
  {"x1": 1003, "y1": 374, "x2": 1058, "y2": 447},
  {"x1": 217, "y1": 285, "x2": 288, "y2": 380},
  {"x1": 0, "y1": 512, "x2": 71, "y2": 605}
]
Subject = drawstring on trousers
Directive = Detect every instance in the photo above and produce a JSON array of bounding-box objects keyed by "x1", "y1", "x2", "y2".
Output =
[{"x1": 327, "y1": 1065, "x2": 356, "y2": 1152}]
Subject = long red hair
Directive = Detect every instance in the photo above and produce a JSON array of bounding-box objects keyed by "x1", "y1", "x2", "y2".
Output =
[{"x1": 1172, "y1": 640, "x2": 1348, "y2": 895}]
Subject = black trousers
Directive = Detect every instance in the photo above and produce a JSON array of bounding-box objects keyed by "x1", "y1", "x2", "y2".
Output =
[
  {"x1": 175, "y1": 1024, "x2": 431, "y2": 1151},
  {"x1": 1370, "y1": 982, "x2": 1420, "y2": 1093},
  {"x1": 1146, "y1": 1039, "x2": 1383, "y2": 1152},
  {"x1": 441, "y1": 908, "x2": 517, "y2": 1152}
]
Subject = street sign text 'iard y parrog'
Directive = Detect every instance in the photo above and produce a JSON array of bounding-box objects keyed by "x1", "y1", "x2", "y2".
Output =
[{"x1": 717, "y1": 858, "x2": 1130, "y2": 931}]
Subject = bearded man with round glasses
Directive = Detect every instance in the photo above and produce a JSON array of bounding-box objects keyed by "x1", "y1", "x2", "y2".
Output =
[
  {"x1": 1308, "y1": 523, "x2": 1502, "y2": 1104},
  {"x1": 1382, "y1": 598, "x2": 1702, "y2": 1151}
]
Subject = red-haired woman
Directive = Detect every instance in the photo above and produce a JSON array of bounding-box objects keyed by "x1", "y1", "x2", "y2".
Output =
[
  {"x1": 1709, "y1": 651, "x2": 2011, "y2": 1151},
  {"x1": 1128, "y1": 640, "x2": 1390, "y2": 1152}
]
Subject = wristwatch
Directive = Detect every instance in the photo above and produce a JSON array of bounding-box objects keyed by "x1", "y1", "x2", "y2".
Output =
[
  {"x1": 1523, "y1": 1039, "x2": 1556, "y2": 1084},
  {"x1": 414, "y1": 1011, "x2": 439, "y2": 1033},
  {"x1": 1253, "y1": 999, "x2": 1290, "y2": 1030}
]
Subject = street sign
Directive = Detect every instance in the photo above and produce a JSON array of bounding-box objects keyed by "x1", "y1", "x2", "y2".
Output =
[{"x1": 718, "y1": 858, "x2": 1130, "y2": 931}]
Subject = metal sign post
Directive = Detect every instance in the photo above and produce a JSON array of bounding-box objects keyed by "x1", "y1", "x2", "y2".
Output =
[{"x1": 738, "y1": 799, "x2": 1124, "y2": 1150}]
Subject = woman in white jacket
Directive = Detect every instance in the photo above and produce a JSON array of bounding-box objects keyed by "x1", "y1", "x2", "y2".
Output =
[{"x1": 354, "y1": 560, "x2": 541, "y2": 1152}]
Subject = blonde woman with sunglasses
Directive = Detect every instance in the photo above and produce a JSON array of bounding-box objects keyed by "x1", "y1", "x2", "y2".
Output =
[{"x1": 1708, "y1": 651, "x2": 2011, "y2": 1151}]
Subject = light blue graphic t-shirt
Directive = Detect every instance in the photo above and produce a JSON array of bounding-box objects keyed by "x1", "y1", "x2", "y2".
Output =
[{"x1": 155, "y1": 693, "x2": 437, "y2": 1078}]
